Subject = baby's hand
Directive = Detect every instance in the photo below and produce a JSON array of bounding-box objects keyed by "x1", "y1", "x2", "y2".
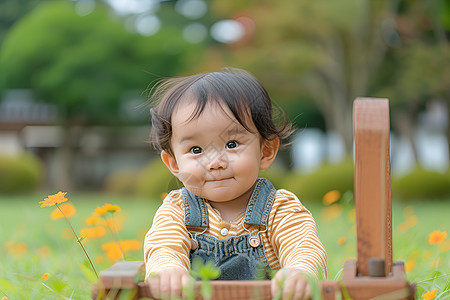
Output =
[
  {"x1": 271, "y1": 268, "x2": 311, "y2": 300},
  {"x1": 147, "y1": 267, "x2": 191, "y2": 299}
]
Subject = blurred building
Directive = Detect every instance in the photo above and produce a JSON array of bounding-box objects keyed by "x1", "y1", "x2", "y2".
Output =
[{"x1": 0, "y1": 89, "x2": 154, "y2": 189}]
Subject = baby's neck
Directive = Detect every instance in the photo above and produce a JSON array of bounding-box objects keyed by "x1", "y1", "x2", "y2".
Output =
[
  {"x1": 208, "y1": 200, "x2": 248, "y2": 223},
  {"x1": 207, "y1": 188, "x2": 253, "y2": 223}
]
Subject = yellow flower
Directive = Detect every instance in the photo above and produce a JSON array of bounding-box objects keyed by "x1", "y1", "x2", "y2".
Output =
[
  {"x1": 409, "y1": 251, "x2": 419, "y2": 260},
  {"x1": 13, "y1": 242, "x2": 28, "y2": 256},
  {"x1": 41, "y1": 273, "x2": 50, "y2": 280},
  {"x1": 102, "y1": 241, "x2": 124, "y2": 261},
  {"x1": 86, "y1": 216, "x2": 101, "y2": 225},
  {"x1": 103, "y1": 218, "x2": 123, "y2": 232},
  {"x1": 402, "y1": 205, "x2": 414, "y2": 219},
  {"x1": 337, "y1": 236, "x2": 347, "y2": 245},
  {"x1": 321, "y1": 204, "x2": 343, "y2": 221},
  {"x1": 96, "y1": 255, "x2": 105, "y2": 264},
  {"x1": 50, "y1": 203, "x2": 76, "y2": 220},
  {"x1": 93, "y1": 203, "x2": 121, "y2": 216},
  {"x1": 428, "y1": 230, "x2": 447, "y2": 245},
  {"x1": 37, "y1": 246, "x2": 51, "y2": 258},
  {"x1": 422, "y1": 288, "x2": 437, "y2": 300},
  {"x1": 80, "y1": 226, "x2": 107, "y2": 239},
  {"x1": 101, "y1": 240, "x2": 142, "y2": 261},
  {"x1": 404, "y1": 260, "x2": 415, "y2": 273},
  {"x1": 39, "y1": 192, "x2": 68, "y2": 207},
  {"x1": 121, "y1": 240, "x2": 141, "y2": 251},
  {"x1": 398, "y1": 215, "x2": 418, "y2": 233},
  {"x1": 322, "y1": 190, "x2": 341, "y2": 206},
  {"x1": 439, "y1": 239, "x2": 450, "y2": 253},
  {"x1": 347, "y1": 208, "x2": 356, "y2": 223},
  {"x1": 430, "y1": 258, "x2": 442, "y2": 268}
]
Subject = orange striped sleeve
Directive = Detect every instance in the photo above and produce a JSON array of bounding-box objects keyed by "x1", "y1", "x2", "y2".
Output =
[
  {"x1": 144, "y1": 190, "x2": 191, "y2": 279},
  {"x1": 268, "y1": 190, "x2": 327, "y2": 279}
]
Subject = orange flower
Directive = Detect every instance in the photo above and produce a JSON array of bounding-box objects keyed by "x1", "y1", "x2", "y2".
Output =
[
  {"x1": 50, "y1": 203, "x2": 76, "y2": 220},
  {"x1": 37, "y1": 246, "x2": 50, "y2": 258},
  {"x1": 422, "y1": 288, "x2": 437, "y2": 300},
  {"x1": 101, "y1": 240, "x2": 142, "y2": 261},
  {"x1": 103, "y1": 218, "x2": 123, "y2": 232},
  {"x1": 398, "y1": 215, "x2": 418, "y2": 233},
  {"x1": 86, "y1": 216, "x2": 101, "y2": 225},
  {"x1": 14, "y1": 242, "x2": 28, "y2": 256},
  {"x1": 430, "y1": 258, "x2": 442, "y2": 268},
  {"x1": 80, "y1": 226, "x2": 107, "y2": 239},
  {"x1": 439, "y1": 239, "x2": 450, "y2": 253},
  {"x1": 337, "y1": 236, "x2": 347, "y2": 245},
  {"x1": 93, "y1": 204, "x2": 121, "y2": 216},
  {"x1": 41, "y1": 273, "x2": 50, "y2": 280},
  {"x1": 2, "y1": 296, "x2": 9, "y2": 300},
  {"x1": 322, "y1": 190, "x2": 341, "y2": 206},
  {"x1": 121, "y1": 240, "x2": 141, "y2": 251},
  {"x1": 96, "y1": 255, "x2": 105, "y2": 264},
  {"x1": 404, "y1": 260, "x2": 415, "y2": 273},
  {"x1": 102, "y1": 241, "x2": 124, "y2": 261},
  {"x1": 428, "y1": 230, "x2": 447, "y2": 245},
  {"x1": 321, "y1": 204, "x2": 343, "y2": 221},
  {"x1": 39, "y1": 192, "x2": 68, "y2": 207}
]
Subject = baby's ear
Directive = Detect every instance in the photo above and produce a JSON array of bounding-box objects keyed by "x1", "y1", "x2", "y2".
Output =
[
  {"x1": 161, "y1": 150, "x2": 180, "y2": 176},
  {"x1": 260, "y1": 137, "x2": 280, "y2": 170}
]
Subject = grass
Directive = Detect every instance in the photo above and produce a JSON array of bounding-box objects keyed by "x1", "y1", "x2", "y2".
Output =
[{"x1": 0, "y1": 192, "x2": 449, "y2": 299}]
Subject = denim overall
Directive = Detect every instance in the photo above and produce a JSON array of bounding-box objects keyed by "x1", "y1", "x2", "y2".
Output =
[{"x1": 181, "y1": 178, "x2": 277, "y2": 280}]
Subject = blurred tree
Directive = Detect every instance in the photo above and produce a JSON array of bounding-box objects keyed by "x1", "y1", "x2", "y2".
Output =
[
  {"x1": 0, "y1": 0, "x2": 40, "y2": 46},
  {"x1": 379, "y1": 0, "x2": 450, "y2": 164},
  {"x1": 0, "y1": 1, "x2": 203, "y2": 189},
  {"x1": 209, "y1": 0, "x2": 397, "y2": 156},
  {"x1": 207, "y1": 0, "x2": 450, "y2": 166}
]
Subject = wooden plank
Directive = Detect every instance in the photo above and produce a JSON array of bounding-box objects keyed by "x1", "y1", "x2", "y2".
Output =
[
  {"x1": 353, "y1": 98, "x2": 393, "y2": 276},
  {"x1": 93, "y1": 260, "x2": 412, "y2": 299},
  {"x1": 98, "y1": 260, "x2": 145, "y2": 289}
]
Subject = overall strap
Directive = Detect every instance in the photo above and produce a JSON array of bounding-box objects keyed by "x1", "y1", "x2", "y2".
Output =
[
  {"x1": 243, "y1": 178, "x2": 277, "y2": 227},
  {"x1": 182, "y1": 188, "x2": 209, "y2": 228}
]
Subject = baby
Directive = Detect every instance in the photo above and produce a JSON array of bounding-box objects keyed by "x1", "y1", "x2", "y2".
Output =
[{"x1": 144, "y1": 68, "x2": 326, "y2": 299}]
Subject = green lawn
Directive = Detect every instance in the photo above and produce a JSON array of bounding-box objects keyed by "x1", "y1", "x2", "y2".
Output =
[{"x1": 0, "y1": 192, "x2": 449, "y2": 299}]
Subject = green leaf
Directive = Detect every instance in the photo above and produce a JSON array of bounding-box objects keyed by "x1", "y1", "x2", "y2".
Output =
[{"x1": 78, "y1": 262, "x2": 97, "y2": 283}]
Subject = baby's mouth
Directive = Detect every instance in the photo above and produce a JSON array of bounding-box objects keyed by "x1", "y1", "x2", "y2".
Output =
[{"x1": 206, "y1": 176, "x2": 232, "y2": 182}]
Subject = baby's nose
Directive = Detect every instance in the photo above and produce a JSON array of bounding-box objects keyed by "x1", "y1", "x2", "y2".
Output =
[{"x1": 206, "y1": 150, "x2": 228, "y2": 170}]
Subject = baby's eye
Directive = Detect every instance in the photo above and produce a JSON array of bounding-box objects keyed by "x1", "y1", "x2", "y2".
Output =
[
  {"x1": 190, "y1": 146, "x2": 203, "y2": 154},
  {"x1": 225, "y1": 141, "x2": 239, "y2": 149}
]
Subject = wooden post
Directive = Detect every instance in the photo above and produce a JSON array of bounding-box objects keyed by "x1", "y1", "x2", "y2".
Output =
[{"x1": 353, "y1": 97, "x2": 393, "y2": 276}]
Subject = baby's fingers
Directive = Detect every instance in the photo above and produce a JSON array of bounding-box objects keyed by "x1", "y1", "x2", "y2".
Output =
[
  {"x1": 147, "y1": 275, "x2": 162, "y2": 299},
  {"x1": 271, "y1": 270, "x2": 286, "y2": 299}
]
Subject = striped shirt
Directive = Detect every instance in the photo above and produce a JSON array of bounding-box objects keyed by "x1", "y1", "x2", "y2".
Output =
[{"x1": 144, "y1": 189, "x2": 327, "y2": 279}]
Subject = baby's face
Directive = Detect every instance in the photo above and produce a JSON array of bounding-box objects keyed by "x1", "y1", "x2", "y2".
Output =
[{"x1": 167, "y1": 100, "x2": 264, "y2": 204}]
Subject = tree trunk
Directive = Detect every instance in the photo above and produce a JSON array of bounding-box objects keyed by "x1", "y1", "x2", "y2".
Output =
[{"x1": 392, "y1": 109, "x2": 420, "y2": 166}]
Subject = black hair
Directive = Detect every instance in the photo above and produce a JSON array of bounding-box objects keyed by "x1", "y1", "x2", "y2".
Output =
[{"x1": 149, "y1": 67, "x2": 293, "y2": 154}]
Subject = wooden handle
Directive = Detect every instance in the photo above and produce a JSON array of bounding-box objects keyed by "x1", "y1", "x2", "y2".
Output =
[{"x1": 353, "y1": 97, "x2": 393, "y2": 276}]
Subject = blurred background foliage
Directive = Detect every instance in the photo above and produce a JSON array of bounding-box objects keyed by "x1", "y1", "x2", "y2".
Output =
[{"x1": 0, "y1": 0, "x2": 449, "y2": 201}]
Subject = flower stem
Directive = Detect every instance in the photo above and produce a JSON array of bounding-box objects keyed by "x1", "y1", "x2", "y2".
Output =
[
  {"x1": 56, "y1": 204, "x2": 98, "y2": 278},
  {"x1": 108, "y1": 214, "x2": 126, "y2": 260}
]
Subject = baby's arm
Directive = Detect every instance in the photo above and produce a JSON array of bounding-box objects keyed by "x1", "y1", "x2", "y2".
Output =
[
  {"x1": 144, "y1": 194, "x2": 192, "y2": 298},
  {"x1": 269, "y1": 191, "x2": 327, "y2": 299}
]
